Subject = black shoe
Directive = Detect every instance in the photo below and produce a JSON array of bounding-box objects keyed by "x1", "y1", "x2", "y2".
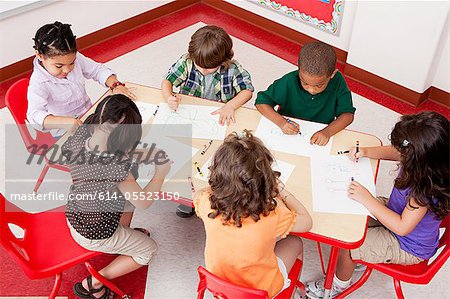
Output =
[{"x1": 176, "y1": 204, "x2": 195, "y2": 218}]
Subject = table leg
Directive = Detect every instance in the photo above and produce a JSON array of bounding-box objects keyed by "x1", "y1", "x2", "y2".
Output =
[{"x1": 323, "y1": 246, "x2": 340, "y2": 299}]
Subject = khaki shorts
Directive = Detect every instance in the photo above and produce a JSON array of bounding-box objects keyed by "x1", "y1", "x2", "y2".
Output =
[
  {"x1": 68, "y1": 221, "x2": 157, "y2": 265},
  {"x1": 351, "y1": 222, "x2": 423, "y2": 265}
]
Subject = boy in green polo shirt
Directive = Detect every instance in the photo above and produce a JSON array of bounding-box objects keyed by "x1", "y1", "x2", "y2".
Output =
[{"x1": 255, "y1": 41, "x2": 355, "y2": 146}]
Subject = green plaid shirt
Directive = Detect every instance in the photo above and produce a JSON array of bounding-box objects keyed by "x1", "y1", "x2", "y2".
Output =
[{"x1": 165, "y1": 54, "x2": 254, "y2": 103}]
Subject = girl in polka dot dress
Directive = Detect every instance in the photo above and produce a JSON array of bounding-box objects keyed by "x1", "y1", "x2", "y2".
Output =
[{"x1": 62, "y1": 94, "x2": 171, "y2": 298}]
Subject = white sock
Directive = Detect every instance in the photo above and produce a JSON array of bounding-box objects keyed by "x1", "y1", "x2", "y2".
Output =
[{"x1": 333, "y1": 275, "x2": 351, "y2": 289}]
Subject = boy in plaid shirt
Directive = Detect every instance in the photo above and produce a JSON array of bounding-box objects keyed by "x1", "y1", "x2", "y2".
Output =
[{"x1": 162, "y1": 25, "x2": 254, "y2": 126}]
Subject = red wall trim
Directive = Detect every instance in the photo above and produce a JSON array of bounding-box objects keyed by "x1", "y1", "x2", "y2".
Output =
[
  {"x1": 428, "y1": 86, "x2": 450, "y2": 107},
  {"x1": 344, "y1": 64, "x2": 428, "y2": 107},
  {"x1": 1, "y1": 0, "x2": 448, "y2": 111},
  {"x1": 0, "y1": 0, "x2": 199, "y2": 83}
]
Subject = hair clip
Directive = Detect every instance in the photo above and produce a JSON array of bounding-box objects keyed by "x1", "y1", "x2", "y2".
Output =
[
  {"x1": 237, "y1": 131, "x2": 246, "y2": 139},
  {"x1": 402, "y1": 139, "x2": 410, "y2": 147}
]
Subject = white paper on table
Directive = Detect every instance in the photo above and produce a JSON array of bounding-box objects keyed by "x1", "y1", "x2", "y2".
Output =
[
  {"x1": 135, "y1": 102, "x2": 158, "y2": 124},
  {"x1": 137, "y1": 143, "x2": 199, "y2": 188},
  {"x1": 311, "y1": 156, "x2": 375, "y2": 215},
  {"x1": 195, "y1": 157, "x2": 295, "y2": 185},
  {"x1": 254, "y1": 116, "x2": 333, "y2": 157},
  {"x1": 272, "y1": 159, "x2": 295, "y2": 185},
  {"x1": 151, "y1": 103, "x2": 227, "y2": 140}
]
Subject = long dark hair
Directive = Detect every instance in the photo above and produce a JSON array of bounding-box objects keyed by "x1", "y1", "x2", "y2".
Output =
[
  {"x1": 208, "y1": 130, "x2": 280, "y2": 227},
  {"x1": 33, "y1": 21, "x2": 77, "y2": 57},
  {"x1": 84, "y1": 94, "x2": 142, "y2": 156},
  {"x1": 390, "y1": 111, "x2": 449, "y2": 219}
]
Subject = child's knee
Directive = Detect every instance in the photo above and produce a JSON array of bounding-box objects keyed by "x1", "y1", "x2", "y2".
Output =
[
  {"x1": 133, "y1": 237, "x2": 158, "y2": 265},
  {"x1": 287, "y1": 235, "x2": 304, "y2": 253}
]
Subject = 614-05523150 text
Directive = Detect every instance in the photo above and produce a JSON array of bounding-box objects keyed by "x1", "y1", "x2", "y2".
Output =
[{"x1": 9, "y1": 191, "x2": 180, "y2": 201}]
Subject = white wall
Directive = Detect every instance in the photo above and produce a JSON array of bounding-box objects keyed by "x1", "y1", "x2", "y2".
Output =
[
  {"x1": 347, "y1": 1, "x2": 449, "y2": 93},
  {"x1": 431, "y1": 14, "x2": 450, "y2": 92},
  {"x1": 0, "y1": 0, "x2": 173, "y2": 68},
  {"x1": 227, "y1": 0, "x2": 450, "y2": 94},
  {"x1": 225, "y1": 0, "x2": 358, "y2": 52}
]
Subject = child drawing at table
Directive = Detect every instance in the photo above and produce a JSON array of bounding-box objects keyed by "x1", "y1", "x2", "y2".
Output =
[
  {"x1": 28, "y1": 21, "x2": 136, "y2": 134},
  {"x1": 62, "y1": 94, "x2": 171, "y2": 298},
  {"x1": 162, "y1": 25, "x2": 254, "y2": 126},
  {"x1": 306, "y1": 111, "x2": 449, "y2": 298},
  {"x1": 255, "y1": 41, "x2": 355, "y2": 146},
  {"x1": 194, "y1": 130, "x2": 312, "y2": 298}
]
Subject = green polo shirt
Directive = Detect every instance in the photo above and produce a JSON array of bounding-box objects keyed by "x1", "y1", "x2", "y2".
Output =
[{"x1": 255, "y1": 70, "x2": 355, "y2": 124}]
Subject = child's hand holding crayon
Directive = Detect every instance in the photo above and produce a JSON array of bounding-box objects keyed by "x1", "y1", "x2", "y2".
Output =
[
  {"x1": 348, "y1": 145, "x2": 364, "y2": 162},
  {"x1": 348, "y1": 179, "x2": 373, "y2": 204},
  {"x1": 168, "y1": 93, "x2": 181, "y2": 111},
  {"x1": 281, "y1": 119, "x2": 300, "y2": 135}
]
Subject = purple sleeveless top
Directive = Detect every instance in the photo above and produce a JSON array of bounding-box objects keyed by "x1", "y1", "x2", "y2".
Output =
[{"x1": 387, "y1": 187, "x2": 441, "y2": 259}]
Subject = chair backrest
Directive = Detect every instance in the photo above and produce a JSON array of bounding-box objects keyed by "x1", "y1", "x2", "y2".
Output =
[
  {"x1": 197, "y1": 266, "x2": 269, "y2": 299},
  {"x1": 5, "y1": 78, "x2": 56, "y2": 155},
  {"x1": 0, "y1": 193, "x2": 33, "y2": 269},
  {"x1": 425, "y1": 215, "x2": 450, "y2": 277},
  {"x1": 5, "y1": 78, "x2": 29, "y2": 124}
]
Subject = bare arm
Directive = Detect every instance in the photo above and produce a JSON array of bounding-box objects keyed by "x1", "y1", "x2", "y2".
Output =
[
  {"x1": 322, "y1": 113, "x2": 354, "y2": 137},
  {"x1": 349, "y1": 181, "x2": 427, "y2": 236},
  {"x1": 279, "y1": 189, "x2": 312, "y2": 233},
  {"x1": 349, "y1": 145, "x2": 401, "y2": 162},
  {"x1": 43, "y1": 115, "x2": 82, "y2": 130},
  {"x1": 118, "y1": 162, "x2": 170, "y2": 210},
  {"x1": 227, "y1": 90, "x2": 252, "y2": 109},
  {"x1": 161, "y1": 79, "x2": 174, "y2": 101},
  {"x1": 310, "y1": 113, "x2": 354, "y2": 146},
  {"x1": 161, "y1": 79, "x2": 181, "y2": 111}
]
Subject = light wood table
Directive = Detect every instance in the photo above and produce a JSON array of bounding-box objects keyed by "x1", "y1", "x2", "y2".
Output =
[{"x1": 51, "y1": 83, "x2": 382, "y2": 298}]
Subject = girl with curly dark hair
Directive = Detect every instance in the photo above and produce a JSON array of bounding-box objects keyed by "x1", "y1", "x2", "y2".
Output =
[
  {"x1": 194, "y1": 130, "x2": 312, "y2": 298},
  {"x1": 307, "y1": 111, "x2": 449, "y2": 298}
]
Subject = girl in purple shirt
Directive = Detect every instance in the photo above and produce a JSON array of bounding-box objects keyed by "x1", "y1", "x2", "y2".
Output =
[{"x1": 307, "y1": 111, "x2": 449, "y2": 298}]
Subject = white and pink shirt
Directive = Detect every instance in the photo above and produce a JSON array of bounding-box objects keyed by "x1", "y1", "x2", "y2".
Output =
[{"x1": 27, "y1": 52, "x2": 115, "y2": 127}]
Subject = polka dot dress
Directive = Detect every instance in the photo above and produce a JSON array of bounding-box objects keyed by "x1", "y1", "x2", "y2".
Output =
[{"x1": 62, "y1": 126, "x2": 134, "y2": 240}]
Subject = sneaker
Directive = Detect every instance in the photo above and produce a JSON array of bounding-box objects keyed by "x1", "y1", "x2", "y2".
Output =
[
  {"x1": 305, "y1": 278, "x2": 347, "y2": 299},
  {"x1": 354, "y1": 263, "x2": 367, "y2": 272},
  {"x1": 176, "y1": 204, "x2": 195, "y2": 218}
]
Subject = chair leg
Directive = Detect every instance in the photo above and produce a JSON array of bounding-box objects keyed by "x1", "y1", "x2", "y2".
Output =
[
  {"x1": 316, "y1": 242, "x2": 326, "y2": 275},
  {"x1": 197, "y1": 271, "x2": 207, "y2": 299},
  {"x1": 335, "y1": 267, "x2": 373, "y2": 299},
  {"x1": 34, "y1": 162, "x2": 50, "y2": 192},
  {"x1": 275, "y1": 258, "x2": 304, "y2": 299},
  {"x1": 85, "y1": 262, "x2": 127, "y2": 298},
  {"x1": 393, "y1": 279, "x2": 405, "y2": 299},
  {"x1": 49, "y1": 273, "x2": 62, "y2": 299}
]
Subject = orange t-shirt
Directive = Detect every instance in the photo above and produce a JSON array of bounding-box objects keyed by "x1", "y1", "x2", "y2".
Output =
[{"x1": 194, "y1": 190, "x2": 296, "y2": 298}]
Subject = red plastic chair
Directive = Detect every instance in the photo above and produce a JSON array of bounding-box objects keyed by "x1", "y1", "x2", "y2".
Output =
[
  {"x1": 0, "y1": 193, "x2": 129, "y2": 299},
  {"x1": 197, "y1": 258, "x2": 305, "y2": 299},
  {"x1": 337, "y1": 216, "x2": 449, "y2": 299},
  {"x1": 5, "y1": 78, "x2": 69, "y2": 192}
]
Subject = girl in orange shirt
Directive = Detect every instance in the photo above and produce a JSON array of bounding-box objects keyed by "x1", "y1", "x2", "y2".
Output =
[{"x1": 194, "y1": 130, "x2": 312, "y2": 298}]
